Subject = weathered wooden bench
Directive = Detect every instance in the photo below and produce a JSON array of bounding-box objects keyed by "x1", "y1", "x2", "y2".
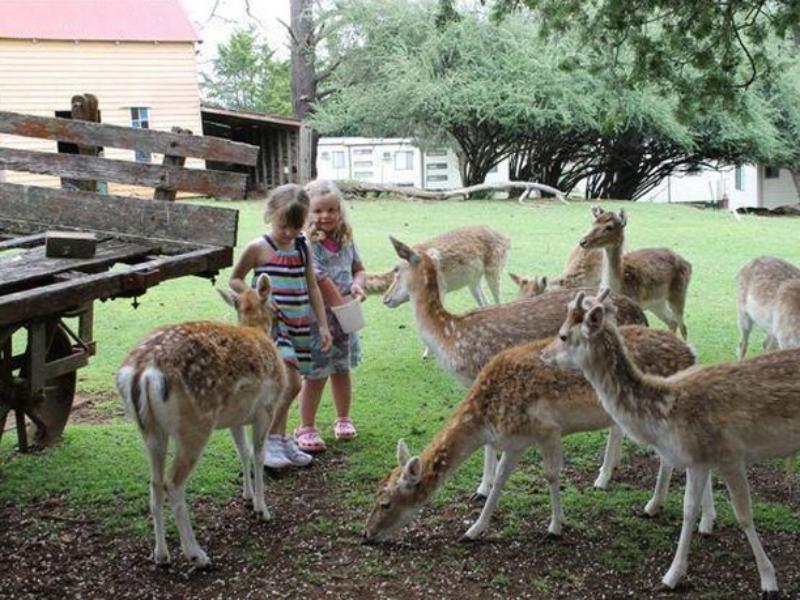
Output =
[{"x1": 0, "y1": 109, "x2": 260, "y2": 451}]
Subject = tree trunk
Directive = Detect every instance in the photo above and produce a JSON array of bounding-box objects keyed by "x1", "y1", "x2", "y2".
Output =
[{"x1": 290, "y1": 0, "x2": 319, "y2": 179}]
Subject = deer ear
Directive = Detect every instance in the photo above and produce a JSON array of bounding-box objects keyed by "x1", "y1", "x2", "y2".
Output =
[
  {"x1": 509, "y1": 272, "x2": 523, "y2": 286},
  {"x1": 402, "y1": 456, "x2": 422, "y2": 486},
  {"x1": 255, "y1": 274, "x2": 272, "y2": 299},
  {"x1": 218, "y1": 288, "x2": 239, "y2": 309},
  {"x1": 572, "y1": 290, "x2": 585, "y2": 311},
  {"x1": 539, "y1": 276, "x2": 548, "y2": 289},
  {"x1": 582, "y1": 304, "x2": 606, "y2": 337},
  {"x1": 596, "y1": 287, "x2": 611, "y2": 304},
  {"x1": 591, "y1": 206, "x2": 605, "y2": 218},
  {"x1": 389, "y1": 236, "x2": 420, "y2": 265},
  {"x1": 618, "y1": 209, "x2": 627, "y2": 227},
  {"x1": 397, "y1": 438, "x2": 411, "y2": 467}
]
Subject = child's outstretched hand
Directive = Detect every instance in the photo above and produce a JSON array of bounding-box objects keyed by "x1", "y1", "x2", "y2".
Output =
[
  {"x1": 319, "y1": 326, "x2": 333, "y2": 352},
  {"x1": 350, "y1": 282, "x2": 366, "y2": 302}
]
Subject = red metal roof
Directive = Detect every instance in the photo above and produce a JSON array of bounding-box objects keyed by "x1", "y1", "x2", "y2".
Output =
[{"x1": 0, "y1": 0, "x2": 200, "y2": 43}]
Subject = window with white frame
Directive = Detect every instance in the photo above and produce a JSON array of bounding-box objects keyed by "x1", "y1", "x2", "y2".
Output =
[
  {"x1": 426, "y1": 149, "x2": 447, "y2": 157},
  {"x1": 426, "y1": 162, "x2": 448, "y2": 170},
  {"x1": 427, "y1": 174, "x2": 448, "y2": 182},
  {"x1": 735, "y1": 165, "x2": 743, "y2": 191},
  {"x1": 765, "y1": 165, "x2": 780, "y2": 179},
  {"x1": 332, "y1": 151, "x2": 345, "y2": 169},
  {"x1": 395, "y1": 151, "x2": 414, "y2": 171},
  {"x1": 353, "y1": 148, "x2": 373, "y2": 156},
  {"x1": 354, "y1": 171, "x2": 373, "y2": 179},
  {"x1": 354, "y1": 160, "x2": 373, "y2": 167},
  {"x1": 320, "y1": 151, "x2": 330, "y2": 160},
  {"x1": 130, "y1": 107, "x2": 151, "y2": 163}
]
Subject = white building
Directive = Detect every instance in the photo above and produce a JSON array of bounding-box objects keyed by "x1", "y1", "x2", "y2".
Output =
[
  {"x1": 639, "y1": 163, "x2": 799, "y2": 211},
  {"x1": 317, "y1": 137, "x2": 509, "y2": 190}
]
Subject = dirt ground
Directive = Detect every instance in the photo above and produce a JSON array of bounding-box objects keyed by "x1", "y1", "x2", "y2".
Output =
[{"x1": 1, "y1": 404, "x2": 799, "y2": 599}]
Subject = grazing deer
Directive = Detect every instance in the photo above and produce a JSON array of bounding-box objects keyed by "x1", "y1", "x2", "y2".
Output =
[
  {"x1": 509, "y1": 246, "x2": 604, "y2": 299},
  {"x1": 117, "y1": 275, "x2": 287, "y2": 567},
  {"x1": 386, "y1": 236, "x2": 649, "y2": 499},
  {"x1": 579, "y1": 207, "x2": 692, "y2": 339},
  {"x1": 364, "y1": 324, "x2": 704, "y2": 543},
  {"x1": 736, "y1": 256, "x2": 800, "y2": 359},
  {"x1": 541, "y1": 289, "x2": 800, "y2": 595}
]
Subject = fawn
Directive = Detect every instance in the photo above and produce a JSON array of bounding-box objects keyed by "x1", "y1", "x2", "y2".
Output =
[
  {"x1": 736, "y1": 255, "x2": 800, "y2": 359},
  {"x1": 364, "y1": 323, "x2": 703, "y2": 543},
  {"x1": 510, "y1": 245, "x2": 604, "y2": 299},
  {"x1": 579, "y1": 207, "x2": 692, "y2": 338},
  {"x1": 386, "y1": 235, "x2": 648, "y2": 499},
  {"x1": 541, "y1": 288, "x2": 800, "y2": 595},
  {"x1": 117, "y1": 274, "x2": 287, "y2": 567}
]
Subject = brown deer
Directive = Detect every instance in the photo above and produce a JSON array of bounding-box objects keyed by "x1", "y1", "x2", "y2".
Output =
[
  {"x1": 541, "y1": 289, "x2": 800, "y2": 595},
  {"x1": 117, "y1": 274, "x2": 287, "y2": 567},
  {"x1": 509, "y1": 246, "x2": 604, "y2": 299},
  {"x1": 736, "y1": 256, "x2": 800, "y2": 359},
  {"x1": 385, "y1": 236, "x2": 649, "y2": 499},
  {"x1": 364, "y1": 324, "x2": 706, "y2": 543},
  {"x1": 579, "y1": 207, "x2": 692, "y2": 339}
]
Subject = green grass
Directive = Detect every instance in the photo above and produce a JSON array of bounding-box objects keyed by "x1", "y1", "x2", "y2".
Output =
[{"x1": 2, "y1": 198, "x2": 800, "y2": 538}]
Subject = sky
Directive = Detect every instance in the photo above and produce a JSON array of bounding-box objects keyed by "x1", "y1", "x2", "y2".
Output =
[{"x1": 185, "y1": 0, "x2": 292, "y2": 74}]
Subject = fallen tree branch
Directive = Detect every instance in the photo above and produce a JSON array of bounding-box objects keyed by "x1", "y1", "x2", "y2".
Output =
[{"x1": 336, "y1": 180, "x2": 570, "y2": 205}]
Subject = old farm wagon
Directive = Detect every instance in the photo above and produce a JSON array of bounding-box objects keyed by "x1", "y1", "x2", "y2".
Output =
[{"x1": 0, "y1": 109, "x2": 259, "y2": 451}]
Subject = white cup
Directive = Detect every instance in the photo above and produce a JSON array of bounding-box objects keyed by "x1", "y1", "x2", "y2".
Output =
[{"x1": 331, "y1": 295, "x2": 365, "y2": 334}]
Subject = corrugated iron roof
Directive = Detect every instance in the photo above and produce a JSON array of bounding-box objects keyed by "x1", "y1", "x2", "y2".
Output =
[
  {"x1": 0, "y1": 0, "x2": 200, "y2": 43},
  {"x1": 202, "y1": 106, "x2": 302, "y2": 128}
]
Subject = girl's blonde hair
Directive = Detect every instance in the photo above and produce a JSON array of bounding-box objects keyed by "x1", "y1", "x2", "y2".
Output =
[
  {"x1": 305, "y1": 179, "x2": 353, "y2": 245},
  {"x1": 263, "y1": 183, "x2": 310, "y2": 230}
]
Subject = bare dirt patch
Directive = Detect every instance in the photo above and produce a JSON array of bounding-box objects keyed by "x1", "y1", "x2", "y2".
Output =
[
  {"x1": 69, "y1": 391, "x2": 123, "y2": 425},
  {"x1": 1, "y1": 450, "x2": 799, "y2": 599}
]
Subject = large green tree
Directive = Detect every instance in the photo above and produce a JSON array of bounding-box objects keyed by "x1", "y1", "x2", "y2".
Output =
[{"x1": 202, "y1": 28, "x2": 292, "y2": 116}]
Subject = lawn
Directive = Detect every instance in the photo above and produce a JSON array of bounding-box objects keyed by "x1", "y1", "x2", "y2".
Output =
[{"x1": 1, "y1": 198, "x2": 799, "y2": 598}]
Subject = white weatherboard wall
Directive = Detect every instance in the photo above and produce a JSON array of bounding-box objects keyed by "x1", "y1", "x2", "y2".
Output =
[
  {"x1": 0, "y1": 39, "x2": 203, "y2": 195},
  {"x1": 317, "y1": 136, "x2": 510, "y2": 190}
]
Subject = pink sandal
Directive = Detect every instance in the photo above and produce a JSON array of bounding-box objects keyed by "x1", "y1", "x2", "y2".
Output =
[
  {"x1": 333, "y1": 418, "x2": 357, "y2": 441},
  {"x1": 294, "y1": 426, "x2": 326, "y2": 453}
]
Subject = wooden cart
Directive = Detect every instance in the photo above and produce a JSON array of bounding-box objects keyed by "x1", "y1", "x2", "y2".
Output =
[{"x1": 0, "y1": 109, "x2": 260, "y2": 451}]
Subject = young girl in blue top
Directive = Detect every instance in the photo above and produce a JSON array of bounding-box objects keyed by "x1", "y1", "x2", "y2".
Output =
[
  {"x1": 229, "y1": 184, "x2": 332, "y2": 468},
  {"x1": 295, "y1": 180, "x2": 367, "y2": 452}
]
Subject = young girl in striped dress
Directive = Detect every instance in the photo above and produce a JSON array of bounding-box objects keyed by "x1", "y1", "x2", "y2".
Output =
[{"x1": 229, "y1": 184, "x2": 332, "y2": 468}]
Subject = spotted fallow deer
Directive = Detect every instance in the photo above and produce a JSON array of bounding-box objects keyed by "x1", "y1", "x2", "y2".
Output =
[
  {"x1": 736, "y1": 256, "x2": 800, "y2": 359},
  {"x1": 116, "y1": 274, "x2": 287, "y2": 568},
  {"x1": 541, "y1": 289, "x2": 800, "y2": 595},
  {"x1": 510, "y1": 245, "x2": 606, "y2": 300},
  {"x1": 385, "y1": 236, "x2": 649, "y2": 501},
  {"x1": 579, "y1": 207, "x2": 692, "y2": 339},
  {"x1": 364, "y1": 322, "x2": 704, "y2": 543}
]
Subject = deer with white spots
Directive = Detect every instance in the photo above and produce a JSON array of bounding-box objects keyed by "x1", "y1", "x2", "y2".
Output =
[
  {"x1": 736, "y1": 256, "x2": 800, "y2": 359},
  {"x1": 385, "y1": 236, "x2": 650, "y2": 502},
  {"x1": 117, "y1": 274, "x2": 287, "y2": 568},
  {"x1": 579, "y1": 207, "x2": 692, "y2": 339},
  {"x1": 510, "y1": 245, "x2": 604, "y2": 299},
  {"x1": 364, "y1": 314, "x2": 704, "y2": 543},
  {"x1": 541, "y1": 288, "x2": 800, "y2": 596}
]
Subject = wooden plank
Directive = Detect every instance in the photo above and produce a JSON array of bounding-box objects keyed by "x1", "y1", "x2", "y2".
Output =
[
  {"x1": 0, "y1": 239, "x2": 156, "y2": 293},
  {"x1": 0, "y1": 247, "x2": 230, "y2": 326},
  {"x1": 0, "y1": 110, "x2": 259, "y2": 166},
  {"x1": 0, "y1": 233, "x2": 46, "y2": 251},
  {"x1": 0, "y1": 147, "x2": 249, "y2": 199},
  {"x1": 0, "y1": 183, "x2": 239, "y2": 247},
  {"x1": 154, "y1": 126, "x2": 191, "y2": 201}
]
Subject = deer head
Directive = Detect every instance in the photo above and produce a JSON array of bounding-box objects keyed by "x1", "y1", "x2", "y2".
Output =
[
  {"x1": 579, "y1": 208, "x2": 627, "y2": 250},
  {"x1": 383, "y1": 237, "x2": 445, "y2": 308},
  {"x1": 219, "y1": 274, "x2": 277, "y2": 331},
  {"x1": 509, "y1": 273, "x2": 548, "y2": 298},
  {"x1": 364, "y1": 439, "x2": 425, "y2": 542},
  {"x1": 540, "y1": 288, "x2": 611, "y2": 369}
]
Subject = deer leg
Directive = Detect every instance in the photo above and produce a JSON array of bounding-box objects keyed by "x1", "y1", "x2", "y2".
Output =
[
  {"x1": 230, "y1": 426, "x2": 253, "y2": 501},
  {"x1": 168, "y1": 428, "x2": 212, "y2": 568},
  {"x1": 650, "y1": 301, "x2": 680, "y2": 336},
  {"x1": 421, "y1": 344, "x2": 432, "y2": 360},
  {"x1": 472, "y1": 445, "x2": 498, "y2": 502},
  {"x1": 541, "y1": 433, "x2": 565, "y2": 536},
  {"x1": 468, "y1": 282, "x2": 488, "y2": 307},
  {"x1": 737, "y1": 310, "x2": 753, "y2": 360},
  {"x1": 644, "y1": 458, "x2": 674, "y2": 516},
  {"x1": 699, "y1": 472, "x2": 716, "y2": 534},
  {"x1": 662, "y1": 465, "x2": 709, "y2": 589},
  {"x1": 144, "y1": 428, "x2": 170, "y2": 565},
  {"x1": 762, "y1": 334, "x2": 778, "y2": 352},
  {"x1": 463, "y1": 448, "x2": 522, "y2": 540},
  {"x1": 484, "y1": 270, "x2": 502, "y2": 304},
  {"x1": 251, "y1": 406, "x2": 273, "y2": 521},
  {"x1": 719, "y1": 463, "x2": 777, "y2": 593},
  {"x1": 594, "y1": 425, "x2": 623, "y2": 489}
]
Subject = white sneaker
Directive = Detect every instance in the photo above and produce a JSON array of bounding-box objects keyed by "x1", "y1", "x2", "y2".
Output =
[
  {"x1": 282, "y1": 437, "x2": 313, "y2": 467},
  {"x1": 264, "y1": 435, "x2": 292, "y2": 469}
]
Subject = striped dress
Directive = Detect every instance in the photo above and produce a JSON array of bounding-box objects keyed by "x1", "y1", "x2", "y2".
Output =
[{"x1": 253, "y1": 234, "x2": 314, "y2": 373}]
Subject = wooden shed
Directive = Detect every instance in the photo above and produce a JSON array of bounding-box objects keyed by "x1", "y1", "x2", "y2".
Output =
[
  {"x1": 201, "y1": 107, "x2": 312, "y2": 194},
  {"x1": 0, "y1": 0, "x2": 204, "y2": 195}
]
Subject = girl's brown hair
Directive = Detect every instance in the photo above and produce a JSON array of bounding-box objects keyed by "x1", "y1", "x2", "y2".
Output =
[
  {"x1": 305, "y1": 179, "x2": 353, "y2": 244},
  {"x1": 263, "y1": 183, "x2": 310, "y2": 230}
]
